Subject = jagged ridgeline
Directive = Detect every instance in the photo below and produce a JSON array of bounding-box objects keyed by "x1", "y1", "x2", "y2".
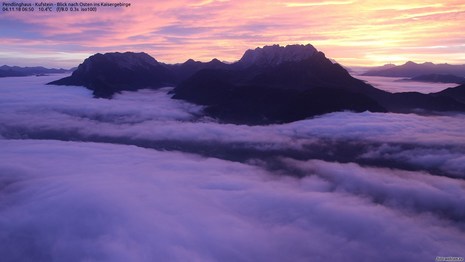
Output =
[
  {"x1": 0, "y1": 65, "x2": 69, "y2": 77},
  {"x1": 48, "y1": 44, "x2": 465, "y2": 124}
]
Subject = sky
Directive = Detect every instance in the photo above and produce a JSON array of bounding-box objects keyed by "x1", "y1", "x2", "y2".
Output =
[{"x1": 1, "y1": 0, "x2": 465, "y2": 68}]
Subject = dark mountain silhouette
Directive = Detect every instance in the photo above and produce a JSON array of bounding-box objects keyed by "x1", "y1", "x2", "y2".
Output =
[
  {"x1": 363, "y1": 61, "x2": 465, "y2": 77},
  {"x1": 49, "y1": 52, "x2": 228, "y2": 98},
  {"x1": 435, "y1": 83, "x2": 465, "y2": 104},
  {"x1": 174, "y1": 45, "x2": 390, "y2": 124},
  {"x1": 48, "y1": 45, "x2": 465, "y2": 124},
  {"x1": 346, "y1": 63, "x2": 396, "y2": 74},
  {"x1": 48, "y1": 52, "x2": 177, "y2": 98},
  {"x1": 174, "y1": 46, "x2": 465, "y2": 123},
  {"x1": 236, "y1": 44, "x2": 317, "y2": 68},
  {"x1": 372, "y1": 63, "x2": 397, "y2": 71},
  {"x1": 373, "y1": 91, "x2": 465, "y2": 113},
  {"x1": 0, "y1": 65, "x2": 69, "y2": 78},
  {"x1": 163, "y1": 58, "x2": 229, "y2": 82},
  {"x1": 401, "y1": 74, "x2": 465, "y2": 84}
]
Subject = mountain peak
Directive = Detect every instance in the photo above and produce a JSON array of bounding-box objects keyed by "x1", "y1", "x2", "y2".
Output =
[
  {"x1": 184, "y1": 58, "x2": 197, "y2": 64},
  {"x1": 405, "y1": 61, "x2": 417, "y2": 66},
  {"x1": 84, "y1": 52, "x2": 159, "y2": 71},
  {"x1": 238, "y1": 44, "x2": 318, "y2": 67},
  {"x1": 363, "y1": 60, "x2": 465, "y2": 77},
  {"x1": 48, "y1": 51, "x2": 174, "y2": 98}
]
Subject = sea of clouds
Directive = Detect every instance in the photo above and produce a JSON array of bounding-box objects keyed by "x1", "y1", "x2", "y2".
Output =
[
  {"x1": 1, "y1": 75, "x2": 464, "y2": 261},
  {"x1": 355, "y1": 74, "x2": 455, "y2": 93}
]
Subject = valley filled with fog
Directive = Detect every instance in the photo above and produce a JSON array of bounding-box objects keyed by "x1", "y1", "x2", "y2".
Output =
[
  {"x1": 355, "y1": 74, "x2": 456, "y2": 93},
  {"x1": 1, "y1": 74, "x2": 464, "y2": 261}
]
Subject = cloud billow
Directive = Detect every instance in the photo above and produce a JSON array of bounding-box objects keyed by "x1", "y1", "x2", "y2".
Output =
[{"x1": 1, "y1": 140, "x2": 465, "y2": 261}]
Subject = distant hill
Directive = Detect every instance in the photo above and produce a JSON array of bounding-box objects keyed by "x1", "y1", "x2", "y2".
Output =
[
  {"x1": 348, "y1": 64, "x2": 396, "y2": 74},
  {"x1": 362, "y1": 61, "x2": 465, "y2": 78},
  {"x1": 435, "y1": 83, "x2": 465, "y2": 104},
  {"x1": 0, "y1": 65, "x2": 69, "y2": 78},
  {"x1": 401, "y1": 74, "x2": 465, "y2": 84}
]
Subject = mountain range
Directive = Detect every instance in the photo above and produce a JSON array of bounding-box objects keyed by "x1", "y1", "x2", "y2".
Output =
[
  {"x1": 48, "y1": 44, "x2": 465, "y2": 124},
  {"x1": 401, "y1": 74, "x2": 465, "y2": 84},
  {"x1": 363, "y1": 61, "x2": 465, "y2": 79},
  {"x1": 48, "y1": 52, "x2": 176, "y2": 98},
  {"x1": 172, "y1": 46, "x2": 388, "y2": 123},
  {"x1": 0, "y1": 65, "x2": 70, "y2": 78}
]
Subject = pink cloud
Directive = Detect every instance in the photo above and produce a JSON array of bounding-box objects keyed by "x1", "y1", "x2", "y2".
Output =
[{"x1": 1, "y1": 0, "x2": 464, "y2": 66}]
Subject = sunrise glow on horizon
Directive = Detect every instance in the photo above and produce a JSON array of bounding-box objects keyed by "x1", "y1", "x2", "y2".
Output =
[{"x1": 1, "y1": 0, "x2": 464, "y2": 68}]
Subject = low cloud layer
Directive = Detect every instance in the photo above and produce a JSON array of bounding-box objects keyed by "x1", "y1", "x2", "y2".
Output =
[
  {"x1": 1, "y1": 75, "x2": 465, "y2": 261},
  {"x1": 2, "y1": 75, "x2": 465, "y2": 176},
  {"x1": 1, "y1": 140, "x2": 464, "y2": 261},
  {"x1": 355, "y1": 74, "x2": 455, "y2": 93}
]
